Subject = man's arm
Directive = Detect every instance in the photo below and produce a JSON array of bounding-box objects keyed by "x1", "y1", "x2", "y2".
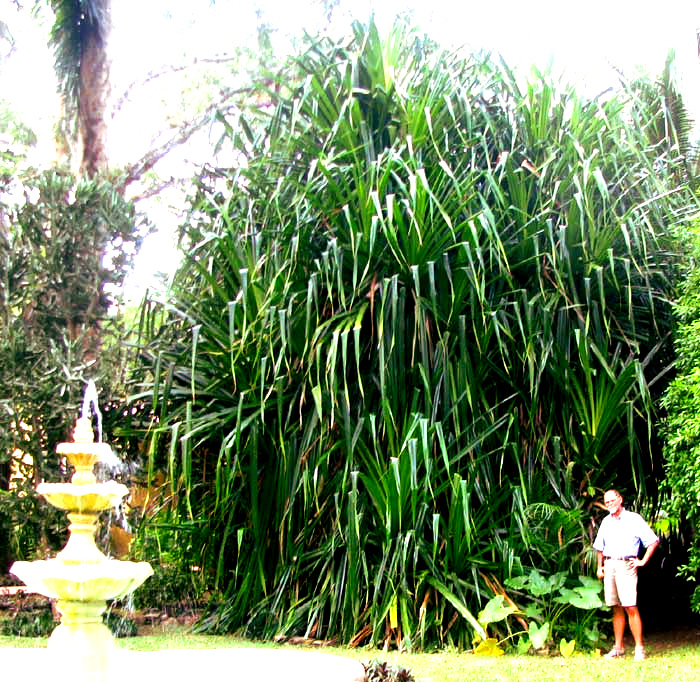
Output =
[
  {"x1": 633, "y1": 540, "x2": 659, "y2": 568},
  {"x1": 596, "y1": 550, "x2": 605, "y2": 579}
]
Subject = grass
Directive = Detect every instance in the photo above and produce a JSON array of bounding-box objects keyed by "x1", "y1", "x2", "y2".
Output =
[{"x1": 2, "y1": 629, "x2": 700, "y2": 681}]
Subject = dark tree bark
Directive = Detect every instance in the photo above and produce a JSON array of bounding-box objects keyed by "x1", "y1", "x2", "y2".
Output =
[{"x1": 78, "y1": 12, "x2": 111, "y2": 177}]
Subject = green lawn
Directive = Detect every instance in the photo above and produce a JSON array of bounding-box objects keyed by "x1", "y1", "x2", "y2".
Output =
[{"x1": 2, "y1": 630, "x2": 699, "y2": 681}]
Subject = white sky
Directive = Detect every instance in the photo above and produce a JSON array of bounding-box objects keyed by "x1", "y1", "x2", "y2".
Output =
[
  {"x1": 110, "y1": 0, "x2": 700, "y2": 90},
  {"x1": 106, "y1": 0, "x2": 700, "y2": 171},
  {"x1": 4, "y1": 0, "x2": 698, "y2": 147}
]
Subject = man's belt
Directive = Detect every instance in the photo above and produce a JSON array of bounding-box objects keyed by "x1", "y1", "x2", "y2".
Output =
[{"x1": 603, "y1": 556, "x2": 636, "y2": 561}]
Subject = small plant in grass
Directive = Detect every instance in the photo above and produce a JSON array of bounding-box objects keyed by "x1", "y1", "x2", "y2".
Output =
[
  {"x1": 472, "y1": 594, "x2": 518, "y2": 656},
  {"x1": 364, "y1": 659, "x2": 415, "y2": 681},
  {"x1": 504, "y1": 570, "x2": 604, "y2": 654}
]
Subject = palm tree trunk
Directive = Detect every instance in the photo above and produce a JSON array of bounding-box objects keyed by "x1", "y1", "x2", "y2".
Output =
[{"x1": 78, "y1": 0, "x2": 111, "y2": 177}]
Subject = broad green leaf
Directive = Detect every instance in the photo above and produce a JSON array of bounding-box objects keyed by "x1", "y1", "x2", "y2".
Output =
[
  {"x1": 556, "y1": 586, "x2": 604, "y2": 610},
  {"x1": 516, "y1": 636, "x2": 532, "y2": 655},
  {"x1": 547, "y1": 572, "x2": 568, "y2": 592},
  {"x1": 503, "y1": 575, "x2": 529, "y2": 591},
  {"x1": 528, "y1": 621, "x2": 550, "y2": 650},
  {"x1": 478, "y1": 594, "x2": 517, "y2": 627},
  {"x1": 523, "y1": 604, "x2": 543, "y2": 620},
  {"x1": 527, "y1": 570, "x2": 556, "y2": 597},
  {"x1": 578, "y1": 575, "x2": 601, "y2": 591}
]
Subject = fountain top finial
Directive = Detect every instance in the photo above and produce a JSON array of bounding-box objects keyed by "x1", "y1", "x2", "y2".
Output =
[
  {"x1": 73, "y1": 416, "x2": 95, "y2": 444},
  {"x1": 56, "y1": 382, "x2": 111, "y2": 484}
]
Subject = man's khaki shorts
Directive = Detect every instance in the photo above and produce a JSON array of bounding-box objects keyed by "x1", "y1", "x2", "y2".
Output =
[{"x1": 604, "y1": 558, "x2": 638, "y2": 607}]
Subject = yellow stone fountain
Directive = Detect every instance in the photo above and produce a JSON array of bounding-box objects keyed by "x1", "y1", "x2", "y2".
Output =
[{"x1": 10, "y1": 384, "x2": 152, "y2": 682}]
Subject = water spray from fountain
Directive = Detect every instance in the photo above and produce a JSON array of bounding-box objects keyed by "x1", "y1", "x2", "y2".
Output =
[
  {"x1": 82, "y1": 379, "x2": 103, "y2": 442},
  {"x1": 82, "y1": 379, "x2": 123, "y2": 474}
]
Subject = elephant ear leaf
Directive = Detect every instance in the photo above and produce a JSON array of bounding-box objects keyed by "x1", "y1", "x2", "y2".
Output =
[
  {"x1": 529, "y1": 621, "x2": 550, "y2": 650},
  {"x1": 474, "y1": 638, "x2": 505, "y2": 656},
  {"x1": 504, "y1": 575, "x2": 528, "y2": 590},
  {"x1": 516, "y1": 636, "x2": 532, "y2": 655},
  {"x1": 578, "y1": 575, "x2": 600, "y2": 591},
  {"x1": 560, "y1": 638, "x2": 576, "y2": 657},
  {"x1": 478, "y1": 595, "x2": 517, "y2": 628},
  {"x1": 556, "y1": 586, "x2": 604, "y2": 610},
  {"x1": 528, "y1": 570, "x2": 555, "y2": 596}
]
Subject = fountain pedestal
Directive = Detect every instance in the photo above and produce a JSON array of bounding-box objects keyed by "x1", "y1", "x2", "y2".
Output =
[
  {"x1": 10, "y1": 415, "x2": 153, "y2": 682},
  {"x1": 48, "y1": 600, "x2": 116, "y2": 681}
]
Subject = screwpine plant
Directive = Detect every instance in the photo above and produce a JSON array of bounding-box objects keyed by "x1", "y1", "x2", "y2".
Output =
[{"x1": 131, "y1": 19, "x2": 694, "y2": 648}]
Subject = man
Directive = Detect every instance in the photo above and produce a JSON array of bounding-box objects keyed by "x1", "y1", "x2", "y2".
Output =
[{"x1": 593, "y1": 489, "x2": 659, "y2": 661}]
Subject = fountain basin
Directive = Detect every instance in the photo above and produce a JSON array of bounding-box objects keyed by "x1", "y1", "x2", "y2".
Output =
[
  {"x1": 57, "y1": 441, "x2": 114, "y2": 459},
  {"x1": 10, "y1": 558, "x2": 153, "y2": 601},
  {"x1": 56, "y1": 439, "x2": 115, "y2": 485},
  {"x1": 38, "y1": 481, "x2": 129, "y2": 512}
]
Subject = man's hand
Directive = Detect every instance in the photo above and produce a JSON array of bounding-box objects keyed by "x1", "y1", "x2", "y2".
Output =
[{"x1": 596, "y1": 565, "x2": 605, "y2": 579}]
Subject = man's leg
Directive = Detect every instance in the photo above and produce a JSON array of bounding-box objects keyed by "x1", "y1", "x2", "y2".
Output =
[
  {"x1": 603, "y1": 562, "x2": 626, "y2": 655},
  {"x1": 616, "y1": 561, "x2": 646, "y2": 657},
  {"x1": 625, "y1": 606, "x2": 643, "y2": 648},
  {"x1": 612, "y1": 605, "x2": 627, "y2": 649}
]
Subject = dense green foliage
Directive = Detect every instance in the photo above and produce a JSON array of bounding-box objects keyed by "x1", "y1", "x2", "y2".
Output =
[
  {"x1": 131, "y1": 20, "x2": 694, "y2": 648},
  {"x1": 662, "y1": 226, "x2": 700, "y2": 600},
  {"x1": 0, "y1": 168, "x2": 148, "y2": 570}
]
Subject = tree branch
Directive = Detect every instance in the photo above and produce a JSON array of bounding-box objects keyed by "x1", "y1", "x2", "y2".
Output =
[
  {"x1": 116, "y1": 85, "x2": 257, "y2": 193},
  {"x1": 111, "y1": 55, "x2": 243, "y2": 118}
]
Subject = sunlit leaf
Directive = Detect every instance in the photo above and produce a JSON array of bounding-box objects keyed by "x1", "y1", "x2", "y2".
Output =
[
  {"x1": 560, "y1": 638, "x2": 576, "y2": 657},
  {"x1": 528, "y1": 621, "x2": 550, "y2": 650},
  {"x1": 478, "y1": 594, "x2": 517, "y2": 627},
  {"x1": 474, "y1": 638, "x2": 505, "y2": 656}
]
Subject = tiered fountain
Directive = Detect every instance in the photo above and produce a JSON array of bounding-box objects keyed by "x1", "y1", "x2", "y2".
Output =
[{"x1": 10, "y1": 383, "x2": 152, "y2": 682}]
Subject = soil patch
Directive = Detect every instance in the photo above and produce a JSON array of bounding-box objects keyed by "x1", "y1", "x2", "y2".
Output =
[{"x1": 647, "y1": 625, "x2": 700, "y2": 651}]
